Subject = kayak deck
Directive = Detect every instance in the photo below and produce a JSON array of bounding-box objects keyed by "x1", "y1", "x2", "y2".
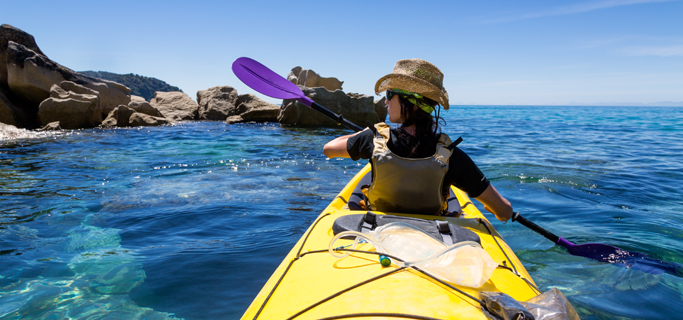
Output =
[{"x1": 242, "y1": 164, "x2": 541, "y2": 320}]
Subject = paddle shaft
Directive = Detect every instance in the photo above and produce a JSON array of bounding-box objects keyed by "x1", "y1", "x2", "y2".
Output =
[
  {"x1": 307, "y1": 100, "x2": 364, "y2": 132},
  {"x1": 513, "y1": 213, "x2": 561, "y2": 244}
]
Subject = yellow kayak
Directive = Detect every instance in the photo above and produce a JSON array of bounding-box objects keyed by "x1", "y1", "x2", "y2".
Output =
[{"x1": 242, "y1": 164, "x2": 543, "y2": 320}]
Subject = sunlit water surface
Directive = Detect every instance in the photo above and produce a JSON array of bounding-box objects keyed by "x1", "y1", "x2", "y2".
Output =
[{"x1": 1, "y1": 106, "x2": 682, "y2": 319}]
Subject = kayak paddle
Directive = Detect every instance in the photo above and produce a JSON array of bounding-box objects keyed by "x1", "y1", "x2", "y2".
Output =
[
  {"x1": 513, "y1": 213, "x2": 683, "y2": 276},
  {"x1": 231, "y1": 57, "x2": 363, "y2": 132}
]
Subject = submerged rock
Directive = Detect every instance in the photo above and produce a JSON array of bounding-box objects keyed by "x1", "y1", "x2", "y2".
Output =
[{"x1": 38, "y1": 121, "x2": 61, "y2": 131}]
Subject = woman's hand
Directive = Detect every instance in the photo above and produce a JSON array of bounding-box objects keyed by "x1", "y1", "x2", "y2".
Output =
[{"x1": 475, "y1": 185, "x2": 513, "y2": 222}]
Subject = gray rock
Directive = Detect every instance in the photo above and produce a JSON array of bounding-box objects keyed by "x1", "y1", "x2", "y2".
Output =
[
  {"x1": 225, "y1": 115, "x2": 242, "y2": 124},
  {"x1": 131, "y1": 95, "x2": 145, "y2": 102},
  {"x1": 5, "y1": 41, "x2": 130, "y2": 123},
  {"x1": 101, "y1": 105, "x2": 135, "y2": 127},
  {"x1": 38, "y1": 121, "x2": 61, "y2": 131},
  {"x1": 102, "y1": 105, "x2": 172, "y2": 128},
  {"x1": 0, "y1": 87, "x2": 17, "y2": 125},
  {"x1": 286, "y1": 66, "x2": 303, "y2": 84},
  {"x1": 129, "y1": 112, "x2": 172, "y2": 127},
  {"x1": 1, "y1": 24, "x2": 45, "y2": 84},
  {"x1": 100, "y1": 116, "x2": 117, "y2": 128},
  {"x1": 38, "y1": 94, "x2": 102, "y2": 129},
  {"x1": 279, "y1": 86, "x2": 380, "y2": 127},
  {"x1": 287, "y1": 67, "x2": 343, "y2": 91},
  {"x1": 225, "y1": 93, "x2": 279, "y2": 124},
  {"x1": 49, "y1": 84, "x2": 98, "y2": 105},
  {"x1": 374, "y1": 97, "x2": 387, "y2": 123},
  {"x1": 59, "y1": 81, "x2": 99, "y2": 96},
  {"x1": 0, "y1": 122, "x2": 27, "y2": 140},
  {"x1": 128, "y1": 101, "x2": 163, "y2": 118},
  {"x1": 196, "y1": 86, "x2": 238, "y2": 120},
  {"x1": 150, "y1": 91, "x2": 197, "y2": 121}
]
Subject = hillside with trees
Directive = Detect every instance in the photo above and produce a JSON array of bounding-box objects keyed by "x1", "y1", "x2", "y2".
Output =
[{"x1": 80, "y1": 71, "x2": 181, "y2": 101}]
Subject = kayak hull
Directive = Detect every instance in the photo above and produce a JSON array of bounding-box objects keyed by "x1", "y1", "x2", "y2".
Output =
[{"x1": 242, "y1": 164, "x2": 540, "y2": 320}]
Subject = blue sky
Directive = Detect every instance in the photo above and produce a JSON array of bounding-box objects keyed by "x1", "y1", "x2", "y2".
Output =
[{"x1": 2, "y1": 0, "x2": 682, "y2": 106}]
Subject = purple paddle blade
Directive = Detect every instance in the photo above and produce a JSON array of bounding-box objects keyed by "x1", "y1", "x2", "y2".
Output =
[
  {"x1": 514, "y1": 213, "x2": 682, "y2": 275},
  {"x1": 232, "y1": 57, "x2": 314, "y2": 106},
  {"x1": 558, "y1": 237, "x2": 683, "y2": 276}
]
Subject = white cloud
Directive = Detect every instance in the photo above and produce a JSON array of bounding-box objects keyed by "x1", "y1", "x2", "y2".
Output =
[
  {"x1": 478, "y1": 0, "x2": 676, "y2": 24},
  {"x1": 619, "y1": 45, "x2": 683, "y2": 56}
]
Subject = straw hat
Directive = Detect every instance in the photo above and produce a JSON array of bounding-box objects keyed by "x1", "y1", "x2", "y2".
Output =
[{"x1": 374, "y1": 59, "x2": 449, "y2": 110}]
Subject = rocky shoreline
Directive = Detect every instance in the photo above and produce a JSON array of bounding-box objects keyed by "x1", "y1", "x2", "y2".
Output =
[{"x1": 0, "y1": 24, "x2": 386, "y2": 136}]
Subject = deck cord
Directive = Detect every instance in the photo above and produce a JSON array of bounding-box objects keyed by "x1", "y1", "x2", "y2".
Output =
[
  {"x1": 479, "y1": 218, "x2": 542, "y2": 294},
  {"x1": 253, "y1": 215, "x2": 534, "y2": 320},
  {"x1": 252, "y1": 213, "x2": 331, "y2": 320}
]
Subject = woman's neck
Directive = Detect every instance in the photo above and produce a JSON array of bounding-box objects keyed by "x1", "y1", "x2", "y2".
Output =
[{"x1": 400, "y1": 124, "x2": 416, "y2": 136}]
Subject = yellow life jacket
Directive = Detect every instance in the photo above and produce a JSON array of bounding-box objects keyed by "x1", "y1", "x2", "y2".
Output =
[{"x1": 366, "y1": 123, "x2": 453, "y2": 215}]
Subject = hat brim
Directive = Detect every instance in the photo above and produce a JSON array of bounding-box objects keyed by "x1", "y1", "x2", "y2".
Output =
[{"x1": 375, "y1": 73, "x2": 449, "y2": 110}]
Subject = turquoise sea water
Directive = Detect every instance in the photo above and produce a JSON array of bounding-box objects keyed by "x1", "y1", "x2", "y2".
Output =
[{"x1": 1, "y1": 105, "x2": 682, "y2": 319}]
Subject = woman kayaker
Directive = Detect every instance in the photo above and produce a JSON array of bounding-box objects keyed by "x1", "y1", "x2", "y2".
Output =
[{"x1": 323, "y1": 59, "x2": 512, "y2": 221}]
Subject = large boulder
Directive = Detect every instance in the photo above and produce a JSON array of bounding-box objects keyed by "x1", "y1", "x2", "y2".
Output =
[
  {"x1": 5, "y1": 41, "x2": 130, "y2": 122},
  {"x1": 38, "y1": 85, "x2": 102, "y2": 129},
  {"x1": 226, "y1": 94, "x2": 280, "y2": 124},
  {"x1": 0, "y1": 86, "x2": 35, "y2": 127},
  {"x1": 196, "y1": 86, "x2": 238, "y2": 120},
  {"x1": 286, "y1": 67, "x2": 343, "y2": 91},
  {"x1": 1, "y1": 24, "x2": 45, "y2": 85},
  {"x1": 279, "y1": 86, "x2": 381, "y2": 127},
  {"x1": 150, "y1": 91, "x2": 198, "y2": 121},
  {"x1": 0, "y1": 88, "x2": 17, "y2": 125}
]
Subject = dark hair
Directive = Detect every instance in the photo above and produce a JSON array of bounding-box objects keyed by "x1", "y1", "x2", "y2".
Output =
[{"x1": 397, "y1": 95, "x2": 444, "y2": 156}]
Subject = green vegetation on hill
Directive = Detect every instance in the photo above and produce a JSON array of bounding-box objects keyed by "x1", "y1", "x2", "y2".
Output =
[{"x1": 79, "y1": 71, "x2": 182, "y2": 101}]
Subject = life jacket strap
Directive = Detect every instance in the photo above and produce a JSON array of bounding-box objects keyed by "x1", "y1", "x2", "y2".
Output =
[
  {"x1": 446, "y1": 136, "x2": 463, "y2": 150},
  {"x1": 435, "y1": 220, "x2": 454, "y2": 246},
  {"x1": 360, "y1": 211, "x2": 377, "y2": 233}
]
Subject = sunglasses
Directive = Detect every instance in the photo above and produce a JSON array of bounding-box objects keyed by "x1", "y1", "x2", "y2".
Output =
[{"x1": 385, "y1": 90, "x2": 406, "y2": 101}]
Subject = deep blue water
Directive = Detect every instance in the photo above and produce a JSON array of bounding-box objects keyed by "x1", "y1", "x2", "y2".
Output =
[{"x1": 1, "y1": 105, "x2": 682, "y2": 319}]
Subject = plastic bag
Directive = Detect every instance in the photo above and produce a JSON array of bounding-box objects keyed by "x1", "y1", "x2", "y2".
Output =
[
  {"x1": 330, "y1": 222, "x2": 499, "y2": 288},
  {"x1": 480, "y1": 288, "x2": 581, "y2": 320},
  {"x1": 480, "y1": 291, "x2": 534, "y2": 320},
  {"x1": 521, "y1": 288, "x2": 580, "y2": 320}
]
